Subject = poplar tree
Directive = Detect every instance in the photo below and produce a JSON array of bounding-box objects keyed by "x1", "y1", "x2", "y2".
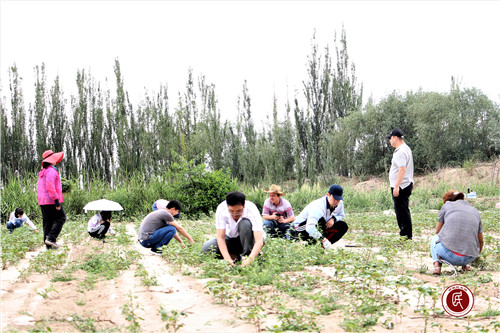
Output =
[
  {"x1": 199, "y1": 76, "x2": 224, "y2": 170},
  {"x1": 34, "y1": 64, "x2": 48, "y2": 158},
  {"x1": 48, "y1": 76, "x2": 67, "y2": 157},
  {"x1": 330, "y1": 27, "x2": 363, "y2": 119},
  {"x1": 0, "y1": 96, "x2": 10, "y2": 179},
  {"x1": 113, "y1": 59, "x2": 139, "y2": 174},
  {"x1": 303, "y1": 32, "x2": 332, "y2": 175},
  {"x1": 8, "y1": 65, "x2": 30, "y2": 174}
]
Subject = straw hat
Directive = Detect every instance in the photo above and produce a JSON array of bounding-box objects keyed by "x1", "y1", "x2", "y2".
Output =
[
  {"x1": 42, "y1": 150, "x2": 64, "y2": 165},
  {"x1": 264, "y1": 184, "x2": 285, "y2": 195}
]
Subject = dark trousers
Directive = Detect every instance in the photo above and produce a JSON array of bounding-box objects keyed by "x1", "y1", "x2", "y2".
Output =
[
  {"x1": 391, "y1": 183, "x2": 413, "y2": 239},
  {"x1": 40, "y1": 204, "x2": 67, "y2": 248},
  {"x1": 88, "y1": 221, "x2": 110, "y2": 239},
  {"x1": 292, "y1": 217, "x2": 348, "y2": 244},
  {"x1": 201, "y1": 218, "x2": 255, "y2": 258},
  {"x1": 263, "y1": 220, "x2": 291, "y2": 239}
]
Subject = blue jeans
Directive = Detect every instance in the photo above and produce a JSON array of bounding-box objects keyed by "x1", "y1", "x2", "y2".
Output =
[
  {"x1": 263, "y1": 220, "x2": 290, "y2": 239},
  {"x1": 7, "y1": 219, "x2": 23, "y2": 232},
  {"x1": 140, "y1": 225, "x2": 177, "y2": 252},
  {"x1": 430, "y1": 235, "x2": 475, "y2": 266}
]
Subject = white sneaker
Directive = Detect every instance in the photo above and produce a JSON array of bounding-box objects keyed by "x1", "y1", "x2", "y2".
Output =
[{"x1": 321, "y1": 239, "x2": 334, "y2": 250}]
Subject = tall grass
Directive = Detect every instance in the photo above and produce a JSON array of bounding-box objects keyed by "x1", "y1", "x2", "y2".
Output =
[
  {"x1": 1, "y1": 169, "x2": 498, "y2": 227},
  {"x1": 1, "y1": 173, "x2": 40, "y2": 222}
]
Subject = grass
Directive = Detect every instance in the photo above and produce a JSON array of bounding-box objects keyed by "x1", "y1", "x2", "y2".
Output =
[
  {"x1": 1, "y1": 225, "x2": 41, "y2": 269},
  {"x1": 157, "y1": 206, "x2": 499, "y2": 332},
  {"x1": 1, "y1": 163, "x2": 498, "y2": 332}
]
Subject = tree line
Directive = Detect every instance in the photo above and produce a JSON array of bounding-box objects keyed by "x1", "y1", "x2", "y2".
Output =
[{"x1": 2, "y1": 29, "x2": 499, "y2": 186}]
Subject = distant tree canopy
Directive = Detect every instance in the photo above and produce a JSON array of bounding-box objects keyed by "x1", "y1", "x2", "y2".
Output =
[{"x1": 2, "y1": 29, "x2": 499, "y2": 186}]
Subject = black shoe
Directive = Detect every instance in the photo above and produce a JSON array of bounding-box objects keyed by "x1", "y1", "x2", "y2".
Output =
[{"x1": 151, "y1": 248, "x2": 162, "y2": 255}]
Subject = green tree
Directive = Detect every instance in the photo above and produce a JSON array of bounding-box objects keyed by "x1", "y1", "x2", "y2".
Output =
[
  {"x1": 33, "y1": 64, "x2": 48, "y2": 159},
  {"x1": 7, "y1": 65, "x2": 31, "y2": 174}
]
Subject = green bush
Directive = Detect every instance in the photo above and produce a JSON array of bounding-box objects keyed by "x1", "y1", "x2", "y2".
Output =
[{"x1": 165, "y1": 154, "x2": 238, "y2": 218}]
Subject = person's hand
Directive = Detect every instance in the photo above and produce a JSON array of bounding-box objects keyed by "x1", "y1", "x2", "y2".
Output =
[
  {"x1": 34, "y1": 230, "x2": 40, "y2": 233},
  {"x1": 393, "y1": 187, "x2": 400, "y2": 197},
  {"x1": 241, "y1": 257, "x2": 254, "y2": 267},
  {"x1": 226, "y1": 259, "x2": 236, "y2": 267},
  {"x1": 278, "y1": 216, "x2": 285, "y2": 223},
  {"x1": 325, "y1": 218, "x2": 335, "y2": 229},
  {"x1": 56, "y1": 206, "x2": 61, "y2": 210}
]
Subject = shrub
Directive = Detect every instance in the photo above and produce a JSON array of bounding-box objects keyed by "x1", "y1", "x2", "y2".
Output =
[{"x1": 164, "y1": 154, "x2": 238, "y2": 218}]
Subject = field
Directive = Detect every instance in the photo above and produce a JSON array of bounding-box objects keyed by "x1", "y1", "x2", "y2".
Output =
[{"x1": 1, "y1": 164, "x2": 499, "y2": 332}]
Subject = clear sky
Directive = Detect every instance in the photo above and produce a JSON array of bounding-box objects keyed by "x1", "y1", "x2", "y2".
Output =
[{"x1": 1, "y1": 1, "x2": 499, "y2": 124}]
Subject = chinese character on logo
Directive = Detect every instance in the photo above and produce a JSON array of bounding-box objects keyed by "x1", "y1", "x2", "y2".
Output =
[
  {"x1": 452, "y1": 292, "x2": 463, "y2": 309},
  {"x1": 442, "y1": 284, "x2": 474, "y2": 317}
]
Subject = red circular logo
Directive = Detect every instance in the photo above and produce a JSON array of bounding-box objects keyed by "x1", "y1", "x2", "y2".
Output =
[{"x1": 442, "y1": 284, "x2": 474, "y2": 317}]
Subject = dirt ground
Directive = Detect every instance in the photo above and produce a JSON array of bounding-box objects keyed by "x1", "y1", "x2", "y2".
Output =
[
  {"x1": 1, "y1": 222, "x2": 499, "y2": 332},
  {"x1": 1, "y1": 225, "x2": 257, "y2": 332},
  {"x1": 353, "y1": 162, "x2": 500, "y2": 192}
]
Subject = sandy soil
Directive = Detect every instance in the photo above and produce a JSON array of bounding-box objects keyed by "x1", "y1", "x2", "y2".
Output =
[
  {"x1": 1, "y1": 208, "x2": 499, "y2": 332},
  {"x1": 353, "y1": 162, "x2": 500, "y2": 192},
  {"x1": 1, "y1": 225, "x2": 256, "y2": 332}
]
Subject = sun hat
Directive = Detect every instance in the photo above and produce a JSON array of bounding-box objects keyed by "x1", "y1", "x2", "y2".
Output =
[
  {"x1": 328, "y1": 184, "x2": 343, "y2": 200},
  {"x1": 385, "y1": 128, "x2": 404, "y2": 139},
  {"x1": 42, "y1": 150, "x2": 64, "y2": 165},
  {"x1": 264, "y1": 184, "x2": 285, "y2": 195}
]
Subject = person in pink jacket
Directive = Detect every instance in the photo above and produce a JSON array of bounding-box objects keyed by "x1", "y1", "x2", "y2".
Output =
[{"x1": 37, "y1": 150, "x2": 66, "y2": 249}]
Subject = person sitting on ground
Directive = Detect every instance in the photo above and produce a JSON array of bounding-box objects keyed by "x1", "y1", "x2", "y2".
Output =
[
  {"x1": 152, "y1": 199, "x2": 180, "y2": 218},
  {"x1": 430, "y1": 190, "x2": 484, "y2": 275},
  {"x1": 201, "y1": 191, "x2": 265, "y2": 267},
  {"x1": 291, "y1": 184, "x2": 349, "y2": 249},
  {"x1": 262, "y1": 184, "x2": 295, "y2": 238},
  {"x1": 6, "y1": 208, "x2": 39, "y2": 233},
  {"x1": 138, "y1": 200, "x2": 194, "y2": 254},
  {"x1": 87, "y1": 211, "x2": 115, "y2": 240}
]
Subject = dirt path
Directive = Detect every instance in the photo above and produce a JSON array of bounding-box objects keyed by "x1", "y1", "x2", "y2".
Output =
[
  {"x1": 124, "y1": 224, "x2": 255, "y2": 332},
  {"x1": 0, "y1": 224, "x2": 255, "y2": 332}
]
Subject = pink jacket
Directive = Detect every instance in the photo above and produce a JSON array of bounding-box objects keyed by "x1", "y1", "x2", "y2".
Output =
[{"x1": 37, "y1": 166, "x2": 64, "y2": 205}]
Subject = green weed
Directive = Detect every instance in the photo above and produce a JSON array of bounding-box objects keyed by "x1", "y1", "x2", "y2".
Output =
[
  {"x1": 70, "y1": 314, "x2": 97, "y2": 332},
  {"x1": 159, "y1": 306, "x2": 186, "y2": 332},
  {"x1": 121, "y1": 292, "x2": 143, "y2": 333}
]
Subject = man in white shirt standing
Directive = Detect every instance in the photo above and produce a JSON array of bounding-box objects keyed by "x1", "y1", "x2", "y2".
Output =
[
  {"x1": 387, "y1": 128, "x2": 414, "y2": 239},
  {"x1": 202, "y1": 191, "x2": 265, "y2": 267}
]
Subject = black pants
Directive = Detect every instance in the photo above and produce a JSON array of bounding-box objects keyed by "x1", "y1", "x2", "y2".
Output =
[
  {"x1": 88, "y1": 221, "x2": 110, "y2": 239},
  {"x1": 391, "y1": 183, "x2": 413, "y2": 239},
  {"x1": 40, "y1": 204, "x2": 67, "y2": 248},
  {"x1": 292, "y1": 217, "x2": 348, "y2": 244},
  {"x1": 201, "y1": 218, "x2": 256, "y2": 258}
]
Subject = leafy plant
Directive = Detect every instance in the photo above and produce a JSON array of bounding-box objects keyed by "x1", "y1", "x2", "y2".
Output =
[
  {"x1": 159, "y1": 306, "x2": 186, "y2": 332},
  {"x1": 121, "y1": 292, "x2": 143, "y2": 333}
]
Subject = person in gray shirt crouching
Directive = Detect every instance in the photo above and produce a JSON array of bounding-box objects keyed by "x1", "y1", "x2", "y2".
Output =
[
  {"x1": 138, "y1": 200, "x2": 194, "y2": 254},
  {"x1": 430, "y1": 191, "x2": 484, "y2": 275}
]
